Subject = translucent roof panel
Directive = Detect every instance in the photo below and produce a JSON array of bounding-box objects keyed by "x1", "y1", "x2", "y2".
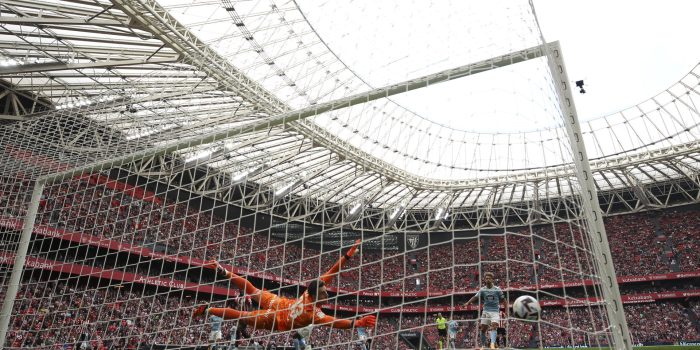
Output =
[
  {"x1": 160, "y1": 0, "x2": 577, "y2": 180},
  {"x1": 2, "y1": 0, "x2": 699, "y2": 206}
]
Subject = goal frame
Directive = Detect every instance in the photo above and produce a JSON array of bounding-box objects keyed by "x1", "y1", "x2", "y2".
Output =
[
  {"x1": 544, "y1": 41, "x2": 633, "y2": 350},
  {"x1": 0, "y1": 41, "x2": 632, "y2": 350}
]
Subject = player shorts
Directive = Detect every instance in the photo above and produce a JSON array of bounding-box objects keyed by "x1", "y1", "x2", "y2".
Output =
[
  {"x1": 480, "y1": 311, "x2": 500, "y2": 325},
  {"x1": 209, "y1": 330, "x2": 222, "y2": 341},
  {"x1": 448, "y1": 331, "x2": 457, "y2": 340},
  {"x1": 297, "y1": 325, "x2": 313, "y2": 339},
  {"x1": 438, "y1": 328, "x2": 447, "y2": 337}
]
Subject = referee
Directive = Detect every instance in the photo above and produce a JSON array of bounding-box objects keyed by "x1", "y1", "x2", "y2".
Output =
[{"x1": 436, "y1": 313, "x2": 447, "y2": 350}]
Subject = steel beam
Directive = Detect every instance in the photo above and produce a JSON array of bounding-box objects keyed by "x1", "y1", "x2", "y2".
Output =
[
  {"x1": 0, "y1": 181, "x2": 45, "y2": 345},
  {"x1": 545, "y1": 40, "x2": 633, "y2": 350},
  {"x1": 0, "y1": 56, "x2": 180, "y2": 74},
  {"x1": 0, "y1": 114, "x2": 25, "y2": 121},
  {"x1": 0, "y1": 0, "x2": 127, "y2": 20},
  {"x1": 0, "y1": 16, "x2": 123, "y2": 26},
  {"x1": 112, "y1": 0, "x2": 554, "y2": 190}
]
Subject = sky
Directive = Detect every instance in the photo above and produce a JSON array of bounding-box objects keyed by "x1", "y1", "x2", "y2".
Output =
[
  {"x1": 532, "y1": 0, "x2": 700, "y2": 120},
  {"x1": 166, "y1": 0, "x2": 700, "y2": 131},
  {"x1": 290, "y1": 0, "x2": 700, "y2": 134}
]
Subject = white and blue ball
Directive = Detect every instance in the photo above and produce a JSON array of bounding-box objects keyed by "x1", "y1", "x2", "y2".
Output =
[{"x1": 512, "y1": 295, "x2": 541, "y2": 320}]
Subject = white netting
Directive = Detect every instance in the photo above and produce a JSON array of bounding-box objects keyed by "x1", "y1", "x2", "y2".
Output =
[
  {"x1": 8, "y1": 166, "x2": 700, "y2": 349},
  {"x1": 0, "y1": 91, "x2": 620, "y2": 350},
  {"x1": 4, "y1": 1, "x2": 700, "y2": 350}
]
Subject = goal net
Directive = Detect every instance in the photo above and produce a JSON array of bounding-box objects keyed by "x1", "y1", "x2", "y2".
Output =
[{"x1": 0, "y1": 0, "x2": 635, "y2": 349}]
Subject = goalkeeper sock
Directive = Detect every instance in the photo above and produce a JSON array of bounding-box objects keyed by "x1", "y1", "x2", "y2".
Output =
[
  {"x1": 208, "y1": 307, "x2": 250, "y2": 321},
  {"x1": 227, "y1": 272, "x2": 260, "y2": 296}
]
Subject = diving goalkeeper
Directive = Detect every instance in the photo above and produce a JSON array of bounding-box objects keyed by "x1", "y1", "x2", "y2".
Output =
[{"x1": 193, "y1": 240, "x2": 376, "y2": 331}]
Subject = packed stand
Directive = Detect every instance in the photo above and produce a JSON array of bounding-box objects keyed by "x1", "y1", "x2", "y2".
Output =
[
  {"x1": 2, "y1": 176, "x2": 699, "y2": 298},
  {"x1": 4, "y1": 273, "x2": 700, "y2": 348},
  {"x1": 532, "y1": 223, "x2": 596, "y2": 284},
  {"x1": 605, "y1": 212, "x2": 669, "y2": 276},
  {"x1": 3, "y1": 278, "x2": 207, "y2": 349},
  {"x1": 660, "y1": 208, "x2": 700, "y2": 271},
  {"x1": 481, "y1": 232, "x2": 536, "y2": 286}
]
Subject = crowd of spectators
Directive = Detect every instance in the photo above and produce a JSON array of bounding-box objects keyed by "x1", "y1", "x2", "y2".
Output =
[
  {"x1": 2, "y1": 277, "x2": 204, "y2": 349},
  {"x1": 1, "y1": 176, "x2": 699, "y2": 295},
  {"x1": 625, "y1": 301, "x2": 700, "y2": 344},
  {"x1": 606, "y1": 213, "x2": 669, "y2": 276},
  {"x1": 2, "y1": 176, "x2": 700, "y2": 348},
  {"x1": 5, "y1": 275, "x2": 699, "y2": 349},
  {"x1": 660, "y1": 208, "x2": 700, "y2": 271}
]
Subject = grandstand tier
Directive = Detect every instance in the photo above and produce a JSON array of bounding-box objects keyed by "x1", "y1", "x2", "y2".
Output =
[{"x1": 1, "y1": 172, "x2": 700, "y2": 348}]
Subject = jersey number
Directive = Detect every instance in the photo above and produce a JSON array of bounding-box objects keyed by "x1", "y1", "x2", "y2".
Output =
[{"x1": 289, "y1": 300, "x2": 304, "y2": 321}]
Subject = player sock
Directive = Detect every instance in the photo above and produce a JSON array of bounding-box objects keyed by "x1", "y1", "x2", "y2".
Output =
[
  {"x1": 208, "y1": 307, "x2": 245, "y2": 320},
  {"x1": 228, "y1": 273, "x2": 260, "y2": 296}
]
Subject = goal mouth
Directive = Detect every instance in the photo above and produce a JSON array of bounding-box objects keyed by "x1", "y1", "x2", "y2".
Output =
[
  {"x1": 10, "y1": 1, "x2": 700, "y2": 350},
  {"x1": 0, "y1": 167, "x2": 626, "y2": 349}
]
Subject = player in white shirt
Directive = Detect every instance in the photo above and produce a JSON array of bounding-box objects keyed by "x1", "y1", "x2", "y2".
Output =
[{"x1": 292, "y1": 324, "x2": 313, "y2": 350}]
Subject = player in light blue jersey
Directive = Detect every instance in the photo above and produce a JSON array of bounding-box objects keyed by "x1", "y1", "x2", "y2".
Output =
[
  {"x1": 464, "y1": 272, "x2": 508, "y2": 349},
  {"x1": 447, "y1": 319, "x2": 460, "y2": 350},
  {"x1": 209, "y1": 315, "x2": 223, "y2": 349},
  {"x1": 293, "y1": 324, "x2": 313, "y2": 350},
  {"x1": 356, "y1": 326, "x2": 371, "y2": 350}
]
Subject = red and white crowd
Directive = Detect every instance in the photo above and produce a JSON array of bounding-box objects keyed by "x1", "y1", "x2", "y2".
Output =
[{"x1": 1, "y1": 176, "x2": 699, "y2": 348}]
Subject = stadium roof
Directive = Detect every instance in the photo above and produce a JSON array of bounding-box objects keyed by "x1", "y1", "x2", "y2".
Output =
[{"x1": 0, "y1": 0, "x2": 699, "y2": 210}]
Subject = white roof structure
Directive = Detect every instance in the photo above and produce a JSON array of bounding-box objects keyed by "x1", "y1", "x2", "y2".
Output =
[{"x1": 0, "y1": 0, "x2": 698, "y2": 214}]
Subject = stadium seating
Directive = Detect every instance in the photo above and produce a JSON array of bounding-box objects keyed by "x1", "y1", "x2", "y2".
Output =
[
  {"x1": 2, "y1": 177, "x2": 694, "y2": 288},
  {"x1": 4, "y1": 277, "x2": 698, "y2": 348},
  {"x1": 23, "y1": 178, "x2": 697, "y2": 286},
  {"x1": 2, "y1": 177, "x2": 700, "y2": 348}
]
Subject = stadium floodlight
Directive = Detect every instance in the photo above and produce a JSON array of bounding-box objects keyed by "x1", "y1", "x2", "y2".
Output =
[
  {"x1": 231, "y1": 163, "x2": 267, "y2": 185},
  {"x1": 386, "y1": 202, "x2": 407, "y2": 227},
  {"x1": 273, "y1": 177, "x2": 304, "y2": 199},
  {"x1": 432, "y1": 207, "x2": 450, "y2": 227},
  {"x1": 185, "y1": 149, "x2": 213, "y2": 163},
  {"x1": 344, "y1": 200, "x2": 365, "y2": 221},
  {"x1": 231, "y1": 172, "x2": 247, "y2": 182},
  {"x1": 434, "y1": 207, "x2": 448, "y2": 221}
]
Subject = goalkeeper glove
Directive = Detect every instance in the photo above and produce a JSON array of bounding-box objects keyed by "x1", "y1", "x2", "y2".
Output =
[
  {"x1": 344, "y1": 239, "x2": 361, "y2": 260},
  {"x1": 204, "y1": 260, "x2": 230, "y2": 279},
  {"x1": 354, "y1": 315, "x2": 376, "y2": 328}
]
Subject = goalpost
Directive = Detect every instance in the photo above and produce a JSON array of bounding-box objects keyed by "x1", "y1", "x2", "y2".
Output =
[
  {"x1": 0, "y1": 2, "x2": 634, "y2": 349},
  {"x1": 0, "y1": 42, "x2": 632, "y2": 350}
]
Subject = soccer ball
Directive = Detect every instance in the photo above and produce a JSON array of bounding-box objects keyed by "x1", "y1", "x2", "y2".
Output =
[{"x1": 512, "y1": 295, "x2": 541, "y2": 320}]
